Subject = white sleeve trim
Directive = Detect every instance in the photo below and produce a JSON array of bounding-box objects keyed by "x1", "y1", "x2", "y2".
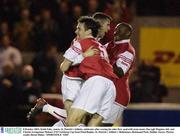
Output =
[
  {"x1": 116, "y1": 51, "x2": 134, "y2": 74},
  {"x1": 72, "y1": 54, "x2": 84, "y2": 65},
  {"x1": 63, "y1": 41, "x2": 82, "y2": 62}
]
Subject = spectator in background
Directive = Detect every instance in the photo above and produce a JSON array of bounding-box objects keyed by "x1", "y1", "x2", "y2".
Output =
[
  {"x1": 33, "y1": 8, "x2": 60, "y2": 51},
  {"x1": 20, "y1": 65, "x2": 42, "y2": 106},
  {"x1": 130, "y1": 60, "x2": 168, "y2": 103},
  {"x1": 86, "y1": 0, "x2": 99, "y2": 15},
  {"x1": 119, "y1": 0, "x2": 133, "y2": 23},
  {"x1": 0, "y1": 34, "x2": 22, "y2": 76},
  {"x1": 18, "y1": 65, "x2": 42, "y2": 125},
  {"x1": 18, "y1": 0, "x2": 32, "y2": 9},
  {"x1": 0, "y1": 61, "x2": 22, "y2": 125},
  {"x1": 31, "y1": 42, "x2": 58, "y2": 93},
  {"x1": 56, "y1": 0, "x2": 74, "y2": 52},
  {"x1": 0, "y1": 21, "x2": 11, "y2": 37},
  {"x1": 71, "y1": 3, "x2": 83, "y2": 37},
  {"x1": 72, "y1": 3, "x2": 83, "y2": 19},
  {"x1": 103, "y1": 0, "x2": 133, "y2": 43},
  {"x1": 0, "y1": 0, "x2": 19, "y2": 28},
  {"x1": 104, "y1": 0, "x2": 133, "y2": 23},
  {"x1": 103, "y1": 0, "x2": 114, "y2": 15},
  {"x1": 0, "y1": 61, "x2": 21, "y2": 94},
  {"x1": 13, "y1": 8, "x2": 34, "y2": 51}
]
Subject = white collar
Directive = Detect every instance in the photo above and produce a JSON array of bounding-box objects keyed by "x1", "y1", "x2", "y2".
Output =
[{"x1": 115, "y1": 39, "x2": 130, "y2": 44}]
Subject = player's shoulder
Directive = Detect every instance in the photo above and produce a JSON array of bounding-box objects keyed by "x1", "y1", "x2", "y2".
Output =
[
  {"x1": 70, "y1": 39, "x2": 81, "y2": 49},
  {"x1": 80, "y1": 38, "x2": 101, "y2": 47},
  {"x1": 71, "y1": 38, "x2": 79, "y2": 46},
  {"x1": 116, "y1": 42, "x2": 135, "y2": 55}
]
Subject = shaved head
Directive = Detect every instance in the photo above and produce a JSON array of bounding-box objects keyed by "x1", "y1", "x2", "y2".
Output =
[{"x1": 114, "y1": 23, "x2": 133, "y2": 41}]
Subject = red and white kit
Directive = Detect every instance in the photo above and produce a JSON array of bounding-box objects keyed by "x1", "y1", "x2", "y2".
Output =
[
  {"x1": 70, "y1": 37, "x2": 118, "y2": 120},
  {"x1": 103, "y1": 39, "x2": 135, "y2": 123},
  {"x1": 62, "y1": 38, "x2": 84, "y2": 102}
]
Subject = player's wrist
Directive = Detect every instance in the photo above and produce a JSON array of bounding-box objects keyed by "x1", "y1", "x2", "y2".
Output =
[{"x1": 82, "y1": 53, "x2": 87, "y2": 57}]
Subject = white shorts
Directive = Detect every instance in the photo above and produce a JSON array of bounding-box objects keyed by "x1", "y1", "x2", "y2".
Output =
[
  {"x1": 72, "y1": 76, "x2": 116, "y2": 120},
  {"x1": 103, "y1": 102, "x2": 126, "y2": 124},
  {"x1": 61, "y1": 75, "x2": 83, "y2": 102}
]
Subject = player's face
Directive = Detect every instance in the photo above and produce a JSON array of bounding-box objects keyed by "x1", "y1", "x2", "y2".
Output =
[
  {"x1": 114, "y1": 24, "x2": 123, "y2": 41},
  {"x1": 75, "y1": 23, "x2": 87, "y2": 40},
  {"x1": 98, "y1": 20, "x2": 110, "y2": 38}
]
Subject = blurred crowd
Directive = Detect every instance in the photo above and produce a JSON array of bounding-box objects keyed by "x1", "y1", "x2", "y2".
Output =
[
  {"x1": 0, "y1": 0, "x2": 134, "y2": 52},
  {"x1": 0, "y1": 0, "x2": 168, "y2": 126}
]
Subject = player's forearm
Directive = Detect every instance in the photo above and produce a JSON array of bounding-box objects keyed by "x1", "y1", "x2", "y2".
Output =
[{"x1": 60, "y1": 59, "x2": 73, "y2": 72}]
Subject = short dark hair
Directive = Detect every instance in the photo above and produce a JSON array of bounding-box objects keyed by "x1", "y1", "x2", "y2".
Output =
[
  {"x1": 78, "y1": 16, "x2": 101, "y2": 37},
  {"x1": 119, "y1": 22, "x2": 133, "y2": 35},
  {"x1": 92, "y1": 12, "x2": 112, "y2": 22},
  {"x1": 116, "y1": 22, "x2": 133, "y2": 38}
]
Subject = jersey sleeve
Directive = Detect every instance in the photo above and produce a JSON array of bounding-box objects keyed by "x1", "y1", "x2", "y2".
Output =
[
  {"x1": 72, "y1": 54, "x2": 84, "y2": 65},
  {"x1": 116, "y1": 51, "x2": 134, "y2": 74},
  {"x1": 63, "y1": 41, "x2": 82, "y2": 62}
]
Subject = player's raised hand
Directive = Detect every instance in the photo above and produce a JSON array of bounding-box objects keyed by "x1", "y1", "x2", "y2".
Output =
[{"x1": 83, "y1": 46, "x2": 99, "y2": 57}]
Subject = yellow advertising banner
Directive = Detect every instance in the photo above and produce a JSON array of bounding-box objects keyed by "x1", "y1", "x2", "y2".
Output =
[{"x1": 140, "y1": 28, "x2": 180, "y2": 87}]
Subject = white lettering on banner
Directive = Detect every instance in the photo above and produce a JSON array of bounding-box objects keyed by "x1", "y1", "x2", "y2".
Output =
[{"x1": 1, "y1": 127, "x2": 177, "y2": 136}]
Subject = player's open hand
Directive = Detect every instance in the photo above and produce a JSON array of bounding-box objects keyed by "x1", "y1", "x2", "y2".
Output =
[{"x1": 83, "y1": 46, "x2": 99, "y2": 57}]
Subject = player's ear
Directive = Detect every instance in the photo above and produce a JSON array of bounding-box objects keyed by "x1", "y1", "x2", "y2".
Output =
[
  {"x1": 87, "y1": 29, "x2": 92, "y2": 35},
  {"x1": 126, "y1": 31, "x2": 131, "y2": 37}
]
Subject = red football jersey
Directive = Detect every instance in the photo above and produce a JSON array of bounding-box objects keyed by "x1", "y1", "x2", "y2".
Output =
[
  {"x1": 107, "y1": 39, "x2": 135, "y2": 106},
  {"x1": 79, "y1": 38, "x2": 118, "y2": 80},
  {"x1": 65, "y1": 65, "x2": 82, "y2": 78}
]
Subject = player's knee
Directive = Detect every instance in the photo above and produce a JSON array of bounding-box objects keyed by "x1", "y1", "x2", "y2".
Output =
[
  {"x1": 66, "y1": 115, "x2": 80, "y2": 126},
  {"x1": 66, "y1": 109, "x2": 86, "y2": 126}
]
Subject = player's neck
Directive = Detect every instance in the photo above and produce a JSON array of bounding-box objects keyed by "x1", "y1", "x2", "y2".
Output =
[{"x1": 81, "y1": 35, "x2": 94, "y2": 40}]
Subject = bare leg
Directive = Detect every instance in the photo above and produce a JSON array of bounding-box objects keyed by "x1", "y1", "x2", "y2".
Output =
[
  {"x1": 66, "y1": 108, "x2": 88, "y2": 126},
  {"x1": 63, "y1": 99, "x2": 73, "y2": 115},
  {"x1": 88, "y1": 113, "x2": 103, "y2": 126},
  {"x1": 43, "y1": 104, "x2": 67, "y2": 120},
  {"x1": 112, "y1": 117, "x2": 121, "y2": 127}
]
